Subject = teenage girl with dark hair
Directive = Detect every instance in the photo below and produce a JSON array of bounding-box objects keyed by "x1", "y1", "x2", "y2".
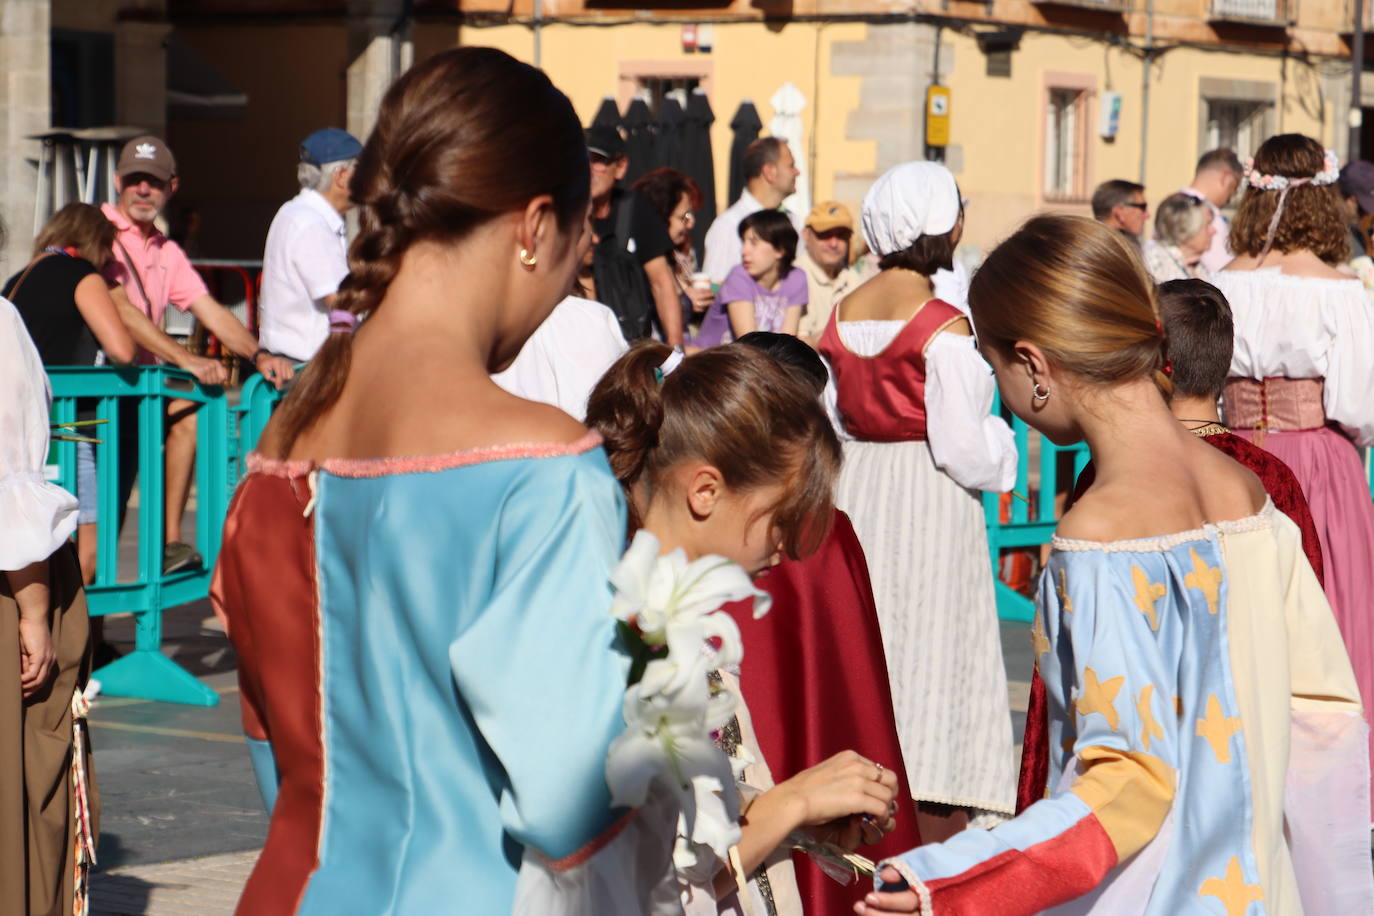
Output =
[
  {"x1": 587, "y1": 342, "x2": 901, "y2": 914},
  {"x1": 212, "y1": 48, "x2": 656, "y2": 914},
  {"x1": 693, "y1": 210, "x2": 808, "y2": 346}
]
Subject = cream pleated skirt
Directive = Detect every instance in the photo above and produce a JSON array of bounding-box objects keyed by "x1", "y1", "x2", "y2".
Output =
[{"x1": 836, "y1": 438, "x2": 1015, "y2": 820}]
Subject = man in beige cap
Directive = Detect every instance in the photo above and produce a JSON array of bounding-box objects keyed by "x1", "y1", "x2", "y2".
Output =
[
  {"x1": 102, "y1": 135, "x2": 294, "y2": 573},
  {"x1": 795, "y1": 200, "x2": 866, "y2": 344}
]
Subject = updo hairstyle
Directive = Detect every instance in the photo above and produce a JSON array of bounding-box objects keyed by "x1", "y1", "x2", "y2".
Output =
[
  {"x1": 968, "y1": 214, "x2": 1172, "y2": 397},
  {"x1": 1229, "y1": 133, "x2": 1348, "y2": 263},
  {"x1": 585, "y1": 342, "x2": 841, "y2": 558},
  {"x1": 273, "y1": 47, "x2": 591, "y2": 451}
]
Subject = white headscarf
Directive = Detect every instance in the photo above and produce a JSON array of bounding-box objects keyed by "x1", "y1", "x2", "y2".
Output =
[{"x1": 861, "y1": 161, "x2": 961, "y2": 257}]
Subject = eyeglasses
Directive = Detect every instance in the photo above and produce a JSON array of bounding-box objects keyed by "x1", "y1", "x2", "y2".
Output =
[
  {"x1": 681, "y1": 212, "x2": 696, "y2": 227},
  {"x1": 1122, "y1": 202, "x2": 1148, "y2": 211}
]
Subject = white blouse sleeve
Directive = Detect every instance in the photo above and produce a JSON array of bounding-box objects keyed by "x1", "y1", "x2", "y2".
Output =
[
  {"x1": 1318, "y1": 286, "x2": 1374, "y2": 446},
  {"x1": 925, "y1": 331, "x2": 1017, "y2": 492},
  {"x1": 819, "y1": 353, "x2": 855, "y2": 442},
  {"x1": 0, "y1": 299, "x2": 77, "y2": 571}
]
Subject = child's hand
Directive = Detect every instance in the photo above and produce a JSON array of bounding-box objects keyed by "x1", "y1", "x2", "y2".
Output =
[{"x1": 853, "y1": 866, "x2": 920, "y2": 913}]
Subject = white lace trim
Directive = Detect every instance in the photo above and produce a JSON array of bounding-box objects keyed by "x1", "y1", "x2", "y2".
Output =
[
  {"x1": 877, "y1": 857, "x2": 933, "y2": 913},
  {"x1": 1051, "y1": 498, "x2": 1274, "y2": 553}
]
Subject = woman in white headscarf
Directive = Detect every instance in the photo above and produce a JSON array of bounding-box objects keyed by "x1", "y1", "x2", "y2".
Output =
[{"x1": 817, "y1": 162, "x2": 1018, "y2": 840}]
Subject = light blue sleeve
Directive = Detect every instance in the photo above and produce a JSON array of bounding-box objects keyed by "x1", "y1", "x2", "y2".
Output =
[
  {"x1": 246, "y1": 736, "x2": 279, "y2": 813},
  {"x1": 447, "y1": 454, "x2": 631, "y2": 861}
]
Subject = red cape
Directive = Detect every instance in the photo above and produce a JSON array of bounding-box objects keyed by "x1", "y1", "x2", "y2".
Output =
[
  {"x1": 1015, "y1": 431, "x2": 1327, "y2": 813},
  {"x1": 724, "y1": 510, "x2": 921, "y2": 914}
]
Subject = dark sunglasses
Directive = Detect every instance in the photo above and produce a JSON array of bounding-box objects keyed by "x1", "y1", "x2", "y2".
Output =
[{"x1": 1121, "y1": 202, "x2": 1148, "y2": 211}]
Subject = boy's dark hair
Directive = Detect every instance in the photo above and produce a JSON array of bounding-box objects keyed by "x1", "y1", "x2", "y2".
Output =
[
  {"x1": 1156, "y1": 278, "x2": 1234, "y2": 400},
  {"x1": 739, "y1": 209, "x2": 798, "y2": 274},
  {"x1": 735, "y1": 331, "x2": 828, "y2": 395}
]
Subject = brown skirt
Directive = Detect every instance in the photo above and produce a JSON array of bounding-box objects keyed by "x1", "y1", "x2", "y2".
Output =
[{"x1": 0, "y1": 543, "x2": 98, "y2": 916}]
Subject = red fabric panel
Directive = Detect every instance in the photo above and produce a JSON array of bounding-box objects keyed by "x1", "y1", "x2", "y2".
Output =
[
  {"x1": 1015, "y1": 432, "x2": 1325, "y2": 814},
  {"x1": 210, "y1": 473, "x2": 322, "y2": 915},
  {"x1": 817, "y1": 299, "x2": 964, "y2": 442},
  {"x1": 923, "y1": 811, "x2": 1118, "y2": 914},
  {"x1": 723, "y1": 511, "x2": 921, "y2": 915}
]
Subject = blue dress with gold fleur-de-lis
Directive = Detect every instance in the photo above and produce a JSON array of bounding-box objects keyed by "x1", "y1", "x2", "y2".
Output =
[{"x1": 881, "y1": 500, "x2": 1373, "y2": 915}]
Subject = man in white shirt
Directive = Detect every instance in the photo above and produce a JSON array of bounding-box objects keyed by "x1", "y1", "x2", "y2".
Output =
[
  {"x1": 259, "y1": 127, "x2": 361, "y2": 361},
  {"x1": 795, "y1": 201, "x2": 866, "y2": 343},
  {"x1": 1180, "y1": 148, "x2": 1243, "y2": 275},
  {"x1": 702, "y1": 137, "x2": 803, "y2": 284},
  {"x1": 492, "y1": 296, "x2": 627, "y2": 420}
]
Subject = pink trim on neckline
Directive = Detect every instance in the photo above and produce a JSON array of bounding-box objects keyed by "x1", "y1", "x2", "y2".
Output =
[{"x1": 244, "y1": 430, "x2": 603, "y2": 480}]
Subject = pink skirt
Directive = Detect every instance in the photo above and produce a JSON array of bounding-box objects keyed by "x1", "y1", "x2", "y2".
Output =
[{"x1": 1235, "y1": 425, "x2": 1374, "y2": 821}]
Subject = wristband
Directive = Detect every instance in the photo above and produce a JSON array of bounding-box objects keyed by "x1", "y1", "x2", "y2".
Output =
[{"x1": 252, "y1": 347, "x2": 271, "y2": 364}]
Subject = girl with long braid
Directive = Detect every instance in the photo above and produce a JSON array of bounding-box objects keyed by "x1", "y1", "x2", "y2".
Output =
[{"x1": 212, "y1": 49, "x2": 657, "y2": 914}]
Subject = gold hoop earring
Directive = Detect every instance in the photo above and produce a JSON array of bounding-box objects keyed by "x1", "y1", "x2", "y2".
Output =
[
  {"x1": 1032, "y1": 382, "x2": 1051, "y2": 402},
  {"x1": 518, "y1": 248, "x2": 538, "y2": 267}
]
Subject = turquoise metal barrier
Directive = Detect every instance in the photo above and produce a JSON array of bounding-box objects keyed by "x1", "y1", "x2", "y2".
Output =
[
  {"x1": 47, "y1": 366, "x2": 231, "y2": 706},
  {"x1": 230, "y1": 371, "x2": 287, "y2": 482},
  {"x1": 981, "y1": 401, "x2": 1091, "y2": 623}
]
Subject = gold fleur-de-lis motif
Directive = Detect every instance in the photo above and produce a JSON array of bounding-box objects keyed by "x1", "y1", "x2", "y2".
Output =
[
  {"x1": 1131, "y1": 566, "x2": 1166, "y2": 632},
  {"x1": 1075, "y1": 667, "x2": 1124, "y2": 731},
  {"x1": 1198, "y1": 857, "x2": 1263, "y2": 916},
  {"x1": 1030, "y1": 611, "x2": 1051, "y2": 658},
  {"x1": 1056, "y1": 569, "x2": 1073, "y2": 613},
  {"x1": 1184, "y1": 547, "x2": 1223, "y2": 615},
  {"x1": 1196, "y1": 694, "x2": 1243, "y2": 764},
  {"x1": 1137, "y1": 685, "x2": 1164, "y2": 751}
]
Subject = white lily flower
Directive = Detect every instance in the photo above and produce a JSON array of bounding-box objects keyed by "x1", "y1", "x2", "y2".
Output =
[
  {"x1": 608, "y1": 530, "x2": 771, "y2": 650},
  {"x1": 606, "y1": 656, "x2": 734, "y2": 810}
]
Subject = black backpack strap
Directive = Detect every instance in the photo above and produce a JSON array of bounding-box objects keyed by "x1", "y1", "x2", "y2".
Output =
[{"x1": 614, "y1": 193, "x2": 636, "y2": 255}]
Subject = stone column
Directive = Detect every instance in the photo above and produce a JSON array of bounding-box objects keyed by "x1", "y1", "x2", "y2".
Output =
[
  {"x1": 346, "y1": 0, "x2": 412, "y2": 142},
  {"x1": 830, "y1": 22, "x2": 953, "y2": 204},
  {"x1": 0, "y1": 0, "x2": 51, "y2": 280}
]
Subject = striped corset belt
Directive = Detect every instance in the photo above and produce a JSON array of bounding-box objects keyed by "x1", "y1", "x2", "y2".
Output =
[{"x1": 1222, "y1": 377, "x2": 1325, "y2": 432}]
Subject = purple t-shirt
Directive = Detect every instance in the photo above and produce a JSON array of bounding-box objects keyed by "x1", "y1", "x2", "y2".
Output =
[{"x1": 691, "y1": 264, "x2": 809, "y2": 347}]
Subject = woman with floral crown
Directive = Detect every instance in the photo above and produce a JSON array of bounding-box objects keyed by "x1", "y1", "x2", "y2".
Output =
[
  {"x1": 856, "y1": 214, "x2": 1371, "y2": 915},
  {"x1": 1210, "y1": 133, "x2": 1374, "y2": 822}
]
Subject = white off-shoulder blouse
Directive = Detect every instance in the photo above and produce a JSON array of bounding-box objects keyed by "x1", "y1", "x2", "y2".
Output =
[{"x1": 1212, "y1": 268, "x2": 1374, "y2": 447}]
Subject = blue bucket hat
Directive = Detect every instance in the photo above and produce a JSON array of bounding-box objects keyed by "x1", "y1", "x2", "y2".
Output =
[{"x1": 300, "y1": 127, "x2": 363, "y2": 166}]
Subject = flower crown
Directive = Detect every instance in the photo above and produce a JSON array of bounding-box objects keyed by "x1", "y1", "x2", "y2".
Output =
[{"x1": 1243, "y1": 148, "x2": 1340, "y2": 191}]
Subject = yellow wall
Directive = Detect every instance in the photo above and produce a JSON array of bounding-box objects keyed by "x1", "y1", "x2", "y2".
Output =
[
  {"x1": 432, "y1": 21, "x2": 873, "y2": 217},
  {"x1": 943, "y1": 30, "x2": 1334, "y2": 252}
]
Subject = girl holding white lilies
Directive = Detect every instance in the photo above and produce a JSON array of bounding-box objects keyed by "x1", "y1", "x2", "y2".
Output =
[{"x1": 586, "y1": 342, "x2": 902, "y2": 915}]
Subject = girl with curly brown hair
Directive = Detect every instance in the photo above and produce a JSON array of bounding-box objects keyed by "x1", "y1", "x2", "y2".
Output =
[{"x1": 1211, "y1": 132, "x2": 1374, "y2": 822}]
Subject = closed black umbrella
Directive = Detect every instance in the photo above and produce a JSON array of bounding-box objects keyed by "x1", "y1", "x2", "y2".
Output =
[
  {"x1": 728, "y1": 101, "x2": 762, "y2": 204},
  {"x1": 621, "y1": 98, "x2": 656, "y2": 185},
  {"x1": 590, "y1": 96, "x2": 622, "y2": 130},
  {"x1": 680, "y1": 90, "x2": 717, "y2": 261},
  {"x1": 653, "y1": 96, "x2": 686, "y2": 171}
]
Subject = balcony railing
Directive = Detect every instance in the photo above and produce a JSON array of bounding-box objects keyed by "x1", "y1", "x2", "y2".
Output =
[
  {"x1": 1208, "y1": 0, "x2": 1292, "y2": 25},
  {"x1": 1031, "y1": 0, "x2": 1135, "y2": 11}
]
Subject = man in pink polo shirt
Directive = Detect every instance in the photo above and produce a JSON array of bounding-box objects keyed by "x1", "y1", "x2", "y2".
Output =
[{"x1": 104, "y1": 135, "x2": 295, "y2": 573}]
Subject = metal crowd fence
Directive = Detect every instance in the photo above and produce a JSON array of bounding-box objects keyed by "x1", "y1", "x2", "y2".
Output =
[{"x1": 47, "y1": 366, "x2": 229, "y2": 707}]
